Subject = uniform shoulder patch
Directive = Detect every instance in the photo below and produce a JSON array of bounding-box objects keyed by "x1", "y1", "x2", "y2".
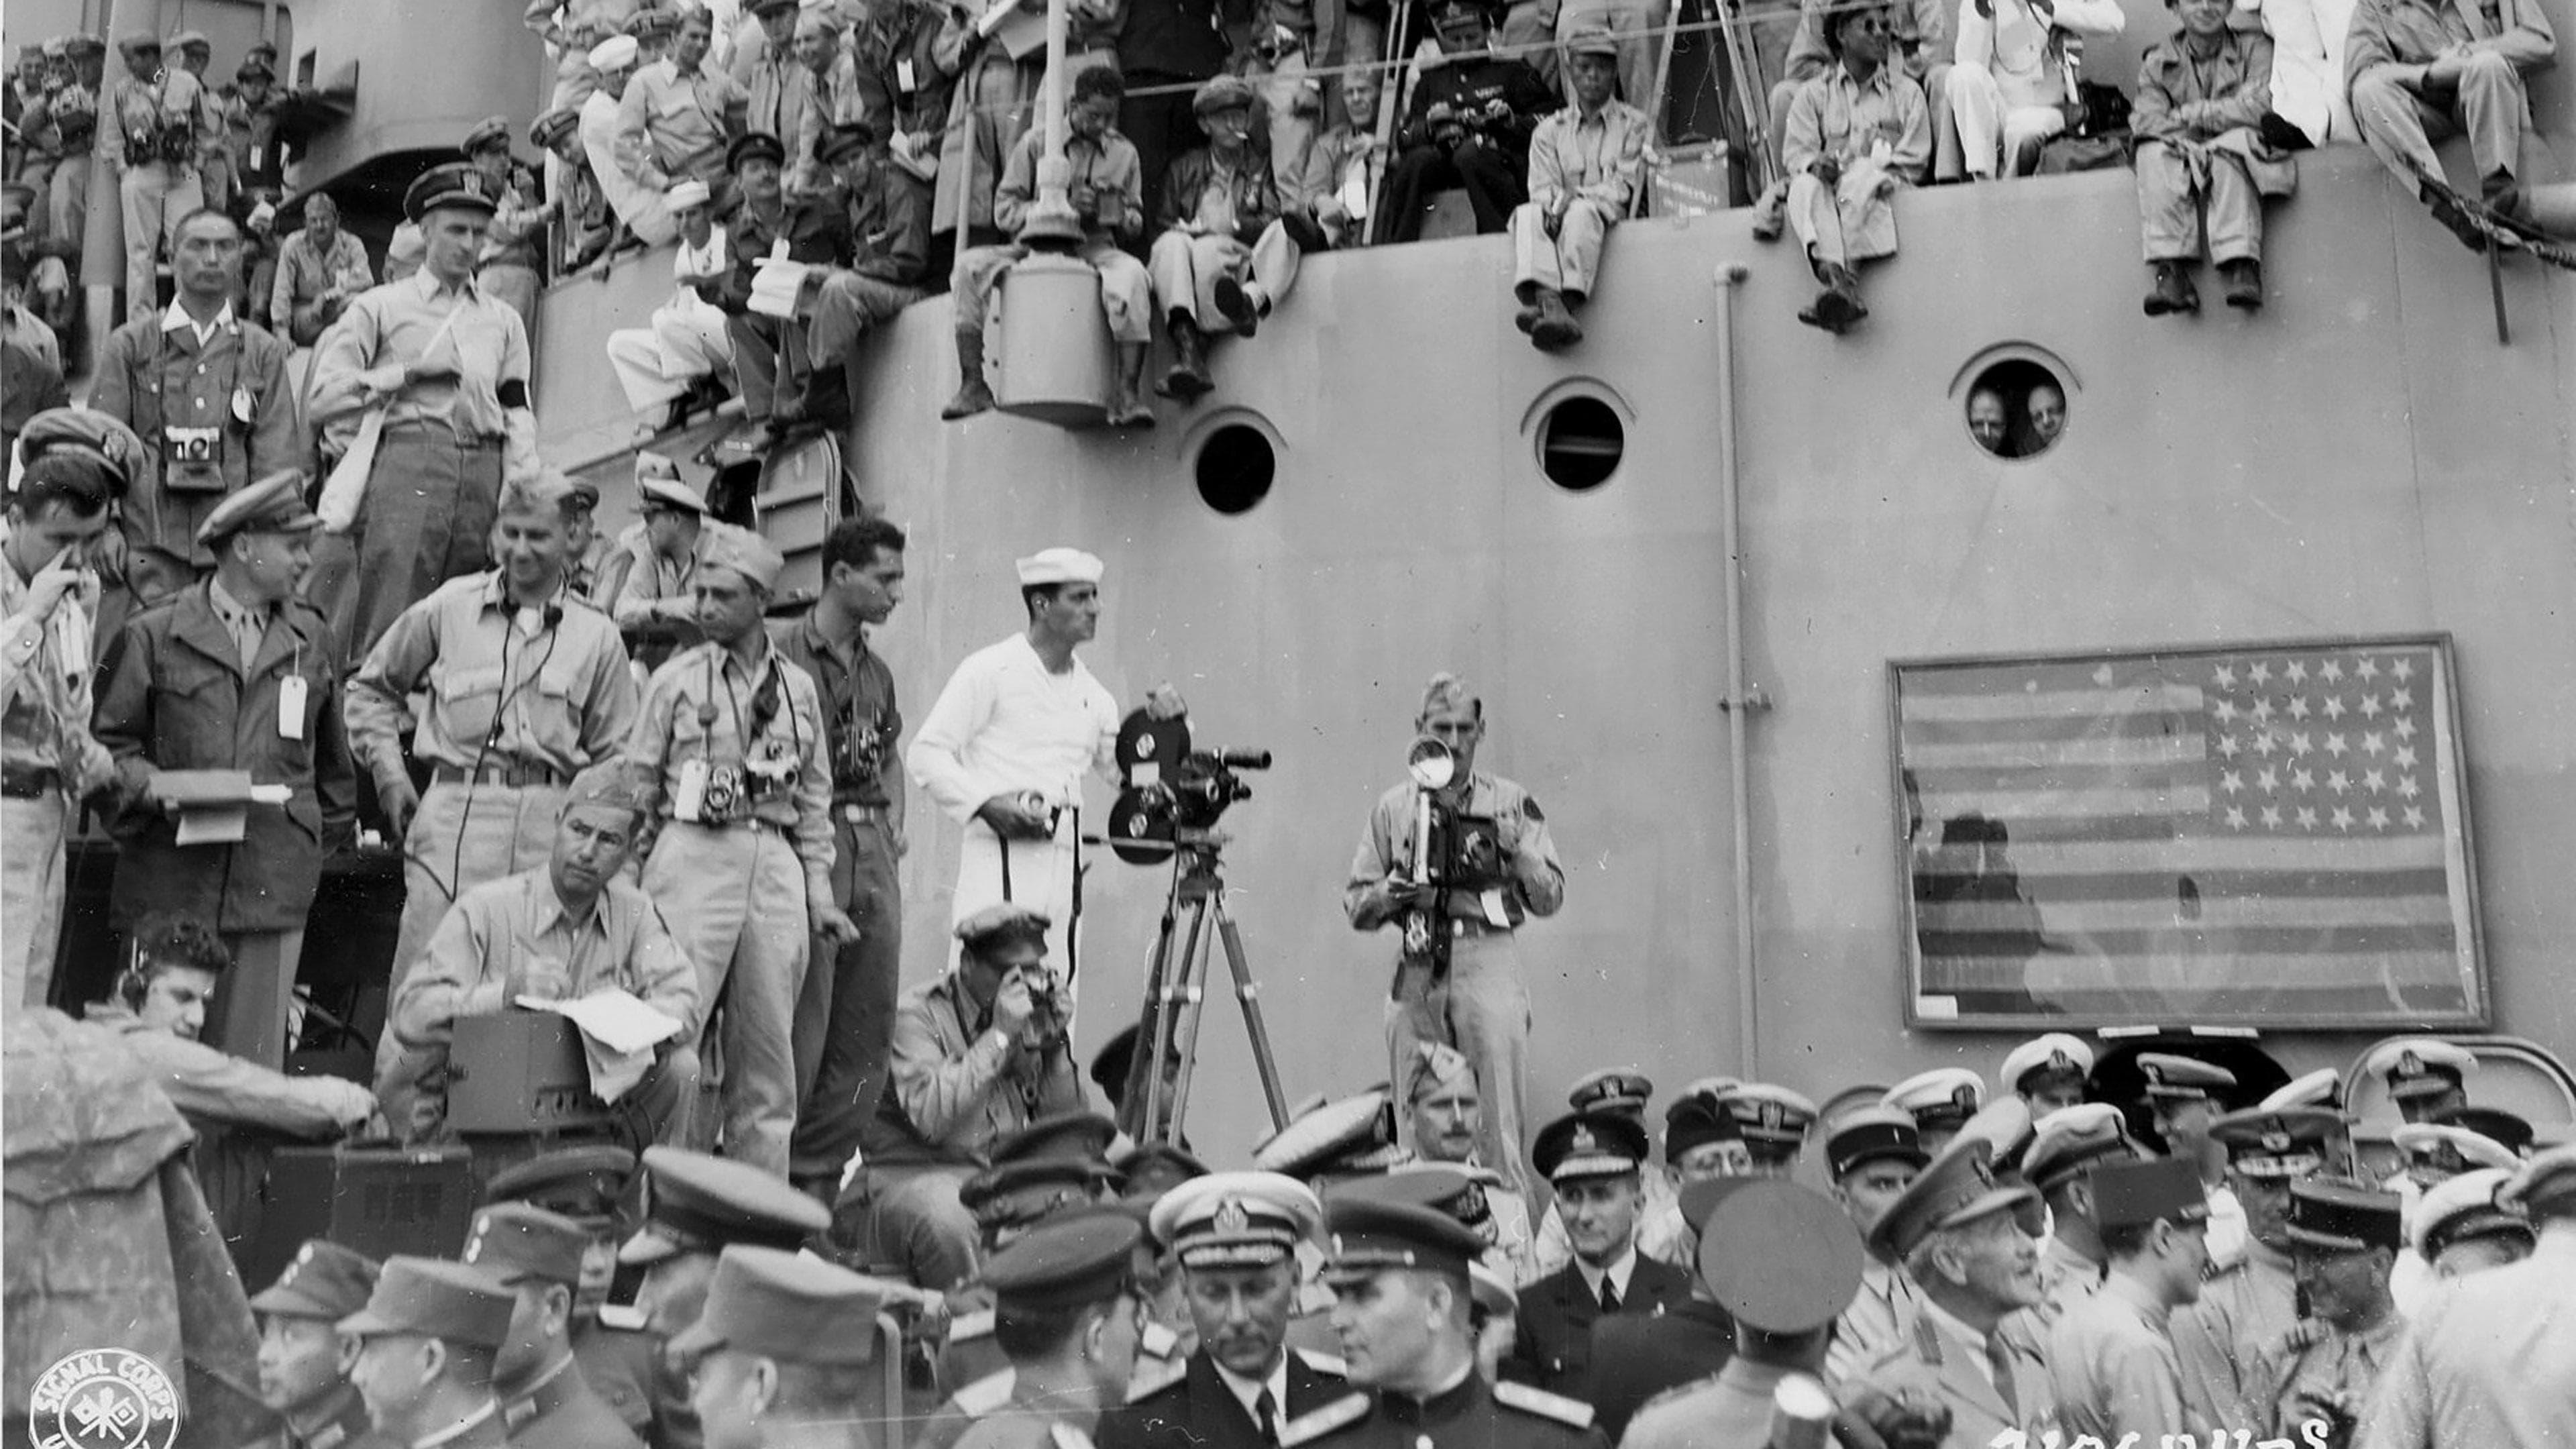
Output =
[
  {"x1": 953, "y1": 1368, "x2": 1016, "y2": 1418},
  {"x1": 950, "y1": 1309, "x2": 997, "y2": 1343},
  {"x1": 1124, "y1": 1356, "x2": 1188, "y2": 1403},
  {"x1": 1293, "y1": 1349, "x2": 1348, "y2": 1379},
  {"x1": 1277, "y1": 1393, "x2": 1371, "y2": 1448},
  {"x1": 595, "y1": 1303, "x2": 650, "y2": 1332},
  {"x1": 1493, "y1": 1380, "x2": 1596, "y2": 1429}
]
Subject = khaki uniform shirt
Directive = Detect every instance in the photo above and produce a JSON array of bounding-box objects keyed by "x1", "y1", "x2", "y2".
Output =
[
  {"x1": 388, "y1": 867, "x2": 703, "y2": 1054},
  {"x1": 346, "y1": 572, "x2": 637, "y2": 782}
]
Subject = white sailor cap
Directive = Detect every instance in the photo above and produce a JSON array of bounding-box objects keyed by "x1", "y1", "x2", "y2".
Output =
[
  {"x1": 1883, "y1": 1068, "x2": 1986, "y2": 1127},
  {"x1": 1016, "y1": 547, "x2": 1104, "y2": 587},
  {"x1": 2392, "y1": 1122, "x2": 2520, "y2": 1175},
  {"x1": 1999, "y1": 1033, "x2": 2096, "y2": 1094},
  {"x1": 2359, "y1": 1038, "x2": 2477, "y2": 1101},
  {"x1": 2410, "y1": 1167, "x2": 2530, "y2": 1258}
]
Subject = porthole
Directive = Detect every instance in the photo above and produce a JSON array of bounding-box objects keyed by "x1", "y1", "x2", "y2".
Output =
[
  {"x1": 1194, "y1": 424, "x2": 1275, "y2": 515},
  {"x1": 1963, "y1": 357, "x2": 2068, "y2": 460},
  {"x1": 1538, "y1": 396, "x2": 1624, "y2": 491}
]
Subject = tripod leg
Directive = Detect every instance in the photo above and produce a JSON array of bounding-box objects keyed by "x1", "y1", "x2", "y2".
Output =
[
  {"x1": 1214, "y1": 906, "x2": 1292, "y2": 1131},
  {"x1": 1140, "y1": 886, "x2": 1213, "y2": 1140},
  {"x1": 1163, "y1": 892, "x2": 1220, "y2": 1141},
  {"x1": 1120, "y1": 882, "x2": 1187, "y2": 1141}
]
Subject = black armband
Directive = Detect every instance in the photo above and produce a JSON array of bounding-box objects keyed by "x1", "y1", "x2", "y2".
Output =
[{"x1": 498, "y1": 380, "x2": 530, "y2": 409}]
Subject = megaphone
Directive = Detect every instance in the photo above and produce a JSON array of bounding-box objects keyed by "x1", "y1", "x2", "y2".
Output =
[{"x1": 1407, "y1": 735, "x2": 1456, "y2": 791}]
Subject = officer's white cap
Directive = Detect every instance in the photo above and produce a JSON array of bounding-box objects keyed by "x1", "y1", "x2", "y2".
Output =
[
  {"x1": 1016, "y1": 548, "x2": 1104, "y2": 587},
  {"x1": 1999, "y1": 1033, "x2": 2095, "y2": 1093}
]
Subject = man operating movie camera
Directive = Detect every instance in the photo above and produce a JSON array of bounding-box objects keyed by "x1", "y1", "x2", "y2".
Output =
[{"x1": 1346, "y1": 673, "x2": 1566, "y2": 1197}]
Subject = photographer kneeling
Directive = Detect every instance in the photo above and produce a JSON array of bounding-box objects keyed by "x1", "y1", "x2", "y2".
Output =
[{"x1": 841, "y1": 903, "x2": 1085, "y2": 1291}]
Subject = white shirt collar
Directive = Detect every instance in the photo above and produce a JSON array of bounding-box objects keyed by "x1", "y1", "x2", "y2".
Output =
[
  {"x1": 1209, "y1": 1355, "x2": 1290, "y2": 1426},
  {"x1": 1578, "y1": 1244, "x2": 1638, "y2": 1303},
  {"x1": 160, "y1": 298, "x2": 235, "y2": 341}
]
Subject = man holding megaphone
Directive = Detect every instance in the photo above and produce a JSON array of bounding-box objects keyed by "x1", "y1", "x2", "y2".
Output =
[{"x1": 1344, "y1": 672, "x2": 1565, "y2": 1200}]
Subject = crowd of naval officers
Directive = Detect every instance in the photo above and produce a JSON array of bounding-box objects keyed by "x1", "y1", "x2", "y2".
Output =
[{"x1": 218, "y1": 1017, "x2": 2573, "y2": 1449}]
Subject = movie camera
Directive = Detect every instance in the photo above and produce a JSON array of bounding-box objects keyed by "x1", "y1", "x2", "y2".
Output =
[{"x1": 1105, "y1": 709, "x2": 1272, "y2": 864}]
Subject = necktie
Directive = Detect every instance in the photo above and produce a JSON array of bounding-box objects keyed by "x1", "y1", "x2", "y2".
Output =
[
  {"x1": 1985, "y1": 1334, "x2": 2019, "y2": 1418},
  {"x1": 1599, "y1": 1277, "x2": 1621, "y2": 1314},
  {"x1": 1254, "y1": 1387, "x2": 1279, "y2": 1446}
]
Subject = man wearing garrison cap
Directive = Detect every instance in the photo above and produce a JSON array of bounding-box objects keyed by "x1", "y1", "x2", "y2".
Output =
[
  {"x1": 381, "y1": 757, "x2": 702, "y2": 1148},
  {"x1": 2356, "y1": 1144, "x2": 2576, "y2": 1449},
  {"x1": 1099, "y1": 1173, "x2": 1348, "y2": 1449},
  {"x1": 2045, "y1": 1157, "x2": 2209, "y2": 1446},
  {"x1": 1840, "y1": 1139, "x2": 2061, "y2": 1448},
  {"x1": 672, "y1": 1245, "x2": 901, "y2": 1449},
  {"x1": 248, "y1": 1241, "x2": 399, "y2": 1449},
  {"x1": 2259, "y1": 1179, "x2": 2406, "y2": 1443},
  {"x1": 307, "y1": 158, "x2": 541, "y2": 663},
  {"x1": 95, "y1": 468, "x2": 354, "y2": 1071},
  {"x1": 1344, "y1": 670, "x2": 1565, "y2": 1199},
  {"x1": 910, "y1": 546, "x2": 1181, "y2": 977},
  {"x1": 1504, "y1": 1112, "x2": 1693, "y2": 1399},
  {"x1": 339, "y1": 1257, "x2": 521, "y2": 1449},
  {"x1": 1405, "y1": 1042, "x2": 1537, "y2": 1278},
  {"x1": 460, "y1": 1203, "x2": 643, "y2": 1449},
  {"x1": 3, "y1": 407, "x2": 131, "y2": 1008},
  {"x1": 626, "y1": 525, "x2": 855, "y2": 1175},
  {"x1": 851, "y1": 904, "x2": 1089, "y2": 1292},
  {"x1": 351, "y1": 468, "x2": 640, "y2": 1116},
  {"x1": 2171, "y1": 1105, "x2": 2339, "y2": 1427}
]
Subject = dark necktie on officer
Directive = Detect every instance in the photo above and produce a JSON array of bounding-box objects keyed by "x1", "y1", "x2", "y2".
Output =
[
  {"x1": 1255, "y1": 1387, "x2": 1279, "y2": 1446},
  {"x1": 1986, "y1": 1334, "x2": 2019, "y2": 1417},
  {"x1": 1599, "y1": 1277, "x2": 1621, "y2": 1314}
]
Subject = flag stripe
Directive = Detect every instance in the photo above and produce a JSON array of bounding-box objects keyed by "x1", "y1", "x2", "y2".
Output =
[
  {"x1": 1915, "y1": 895, "x2": 2457, "y2": 930},
  {"x1": 1911, "y1": 764, "x2": 2208, "y2": 795},
  {"x1": 1913, "y1": 868, "x2": 2453, "y2": 900},
  {"x1": 1999, "y1": 837, "x2": 2449, "y2": 871},
  {"x1": 1902, "y1": 684, "x2": 2206, "y2": 721},
  {"x1": 1903, "y1": 735, "x2": 2208, "y2": 769},
  {"x1": 1922, "y1": 786, "x2": 2212, "y2": 816},
  {"x1": 1901, "y1": 713, "x2": 2190, "y2": 747},
  {"x1": 1915, "y1": 924, "x2": 2456, "y2": 956}
]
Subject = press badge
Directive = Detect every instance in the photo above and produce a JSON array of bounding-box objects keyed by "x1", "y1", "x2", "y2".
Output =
[
  {"x1": 278, "y1": 675, "x2": 308, "y2": 739},
  {"x1": 897, "y1": 58, "x2": 918, "y2": 94}
]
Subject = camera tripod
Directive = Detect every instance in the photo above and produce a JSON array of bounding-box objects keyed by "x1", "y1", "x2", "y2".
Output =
[{"x1": 1116, "y1": 831, "x2": 1291, "y2": 1145}]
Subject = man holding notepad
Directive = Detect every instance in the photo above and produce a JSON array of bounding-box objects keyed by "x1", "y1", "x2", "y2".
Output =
[{"x1": 382, "y1": 758, "x2": 703, "y2": 1148}]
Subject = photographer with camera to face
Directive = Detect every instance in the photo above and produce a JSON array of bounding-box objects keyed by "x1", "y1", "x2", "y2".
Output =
[
  {"x1": 843, "y1": 902, "x2": 1087, "y2": 1292},
  {"x1": 1345, "y1": 672, "x2": 1564, "y2": 1201}
]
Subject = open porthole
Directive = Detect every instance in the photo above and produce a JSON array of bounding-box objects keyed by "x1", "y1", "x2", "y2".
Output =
[
  {"x1": 1537, "y1": 395, "x2": 1625, "y2": 492},
  {"x1": 1954, "y1": 346, "x2": 2076, "y2": 461},
  {"x1": 1193, "y1": 422, "x2": 1277, "y2": 515}
]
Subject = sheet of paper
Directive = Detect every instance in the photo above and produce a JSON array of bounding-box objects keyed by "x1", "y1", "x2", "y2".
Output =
[
  {"x1": 515, "y1": 989, "x2": 683, "y2": 1055},
  {"x1": 175, "y1": 804, "x2": 250, "y2": 846},
  {"x1": 516, "y1": 989, "x2": 684, "y2": 1106}
]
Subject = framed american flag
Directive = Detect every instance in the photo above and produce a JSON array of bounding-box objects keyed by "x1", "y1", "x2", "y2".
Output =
[{"x1": 1888, "y1": 636, "x2": 2487, "y2": 1030}]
